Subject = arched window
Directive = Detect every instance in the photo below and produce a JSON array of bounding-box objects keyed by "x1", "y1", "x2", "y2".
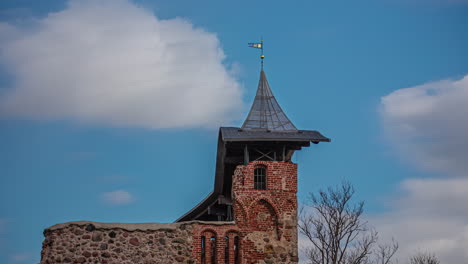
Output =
[
  {"x1": 254, "y1": 166, "x2": 267, "y2": 190},
  {"x1": 210, "y1": 236, "x2": 216, "y2": 264},
  {"x1": 224, "y1": 236, "x2": 229, "y2": 264},
  {"x1": 201, "y1": 236, "x2": 206, "y2": 264},
  {"x1": 234, "y1": 236, "x2": 240, "y2": 264}
]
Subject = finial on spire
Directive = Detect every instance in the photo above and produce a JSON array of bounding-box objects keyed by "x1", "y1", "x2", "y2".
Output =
[{"x1": 248, "y1": 38, "x2": 264, "y2": 69}]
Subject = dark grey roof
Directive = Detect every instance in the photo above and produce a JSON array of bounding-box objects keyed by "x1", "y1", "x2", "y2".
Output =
[
  {"x1": 242, "y1": 70, "x2": 297, "y2": 131},
  {"x1": 221, "y1": 127, "x2": 330, "y2": 143},
  {"x1": 176, "y1": 191, "x2": 217, "y2": 222}
]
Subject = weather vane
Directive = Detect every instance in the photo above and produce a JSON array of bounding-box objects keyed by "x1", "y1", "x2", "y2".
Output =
[{"x1": 248, "y1": 38, "x2": 264, "y2": 69}]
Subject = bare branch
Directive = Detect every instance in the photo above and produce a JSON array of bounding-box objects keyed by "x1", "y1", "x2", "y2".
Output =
[
  {"x1": 374, "y1": 238, "x2": 399, "y2": 264},
  {"x1": 299, "y1": 182, "x2": 398, "y2": 264},
  {"x1": 409, "y1": 252, "x2": 440, "y2": 264}
]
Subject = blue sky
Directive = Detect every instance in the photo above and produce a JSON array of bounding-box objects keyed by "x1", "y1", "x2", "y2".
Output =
[{"x1": 0, "y1": 0, "x2": 467, "y2": 263}]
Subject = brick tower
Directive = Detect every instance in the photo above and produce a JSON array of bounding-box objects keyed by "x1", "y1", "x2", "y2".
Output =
[{"x1": 177, "y1": 69, "x2": 330, "y2": 263}]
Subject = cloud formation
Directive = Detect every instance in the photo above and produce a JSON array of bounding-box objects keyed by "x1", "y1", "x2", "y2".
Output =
[
  {"x1": 9, "y1": 253, "x2": 32, "y2": 263},
  {"x1": 101, "y1": 190, "x2": 134, "y2": 205},
  {"x1": 378, "y1": 75, "x2": 468, "y2": 263},
  {"x1": 381, "y1": 75, "x2": 468, "y2": 176},
  {"x1": 370, "y1": 178, "x2": 468, "y2": 263},
  {"x1": 0, "y1": 0, "x2": 243, "y2": 129}
]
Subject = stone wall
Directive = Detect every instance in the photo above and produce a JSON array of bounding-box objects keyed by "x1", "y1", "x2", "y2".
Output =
[{"x1": 40, "y1": 221, "x2": 230, "y2": 264}]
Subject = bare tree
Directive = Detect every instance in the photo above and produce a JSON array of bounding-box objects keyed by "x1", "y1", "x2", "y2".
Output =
[
  {"x1": 374, "y1": 239, "x2": 399, "y2": 264},
  {"x1": 299, "y1": 182, "x2": 397, "y2": 264},
  {"x1": 409, "y1": 252, "x2": 440, "y2": 264}
]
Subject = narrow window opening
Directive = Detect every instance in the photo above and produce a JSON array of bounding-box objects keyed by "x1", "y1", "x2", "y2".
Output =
[
  {"x1": 234, "y1": 236, "x2": 240, "y2": 264},
  {"x1": 254, "y1": 167, "x2": 267, "y2": 190},
  {"x1": 210, "y1": 236, "x2": 216, "y2": 264},
  {"x1": 201, "y1": 236, "x2": 206, "y2": 264},
  {"x1": 224, "y1": 236, "x2": 229, "y2": 264}
]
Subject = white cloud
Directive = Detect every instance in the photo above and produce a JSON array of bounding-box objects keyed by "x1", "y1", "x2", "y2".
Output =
[
  {"x1": 9, "y1": 253, "x2": 32, "y2": 263},
  {"x1": 0, "y1": 0, "x2": 243, "y2": 129},
  {"x1": 381, "y1": 75, "x2": 468, "y2": 176},
  {"x1": 369, "y1": 178, "x2": 468, "y2": 263},
  {"x1": 101, "y1": 190, "x2": 134, "y2": 205},
  {"x1": 298, "y1": 234, "x2": 313, "y2": 264},
  {"x1": 376, "y1": 75, "x2": 468, "y2": 263}
]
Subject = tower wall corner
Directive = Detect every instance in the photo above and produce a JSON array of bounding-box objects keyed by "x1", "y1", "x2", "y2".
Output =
[
  {"x1": 189, "y1": 161, "x2": 299, "y2": 263},
  {"x1": 232, "y1": 161, "x2": 299, "y2": 263}
]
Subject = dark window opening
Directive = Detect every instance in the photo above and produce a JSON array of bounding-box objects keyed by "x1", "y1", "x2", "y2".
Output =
[
  {"x1": 254, "y1": 167, "x2": 267, "y2": 190},
  {"x1": 234, "y1": 236, "x2": 240, "y2": 264},
  {"x1": 210, "y1": 236, "x2": 216, "y2": 264},
  {"x1": 224, "y1": 236, "x2": 229, "y2": 264},
  {"x1": 201, "y1": 236, "x2": 206, "y2": 264}
]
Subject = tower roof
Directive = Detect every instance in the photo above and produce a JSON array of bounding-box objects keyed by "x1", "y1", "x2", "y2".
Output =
[
  {"x1": 175, "y1": 68, "x2": 330, "y2": 223},
  {"x1": 242, "y1": 70, "x2": 297, "y2": 131}
]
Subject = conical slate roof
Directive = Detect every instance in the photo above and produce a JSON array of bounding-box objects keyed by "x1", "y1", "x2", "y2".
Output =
[{"x1": 241, "y1": 70, "x2": 297, "y2": 131}]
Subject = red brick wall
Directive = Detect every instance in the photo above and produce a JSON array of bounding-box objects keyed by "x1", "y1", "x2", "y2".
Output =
[
  {"x1": 192, "y1": 161, "x2": 299, "y2": 264},
  {"x1": 192, "y1": 224, "x2": 240, "y2": 264}
]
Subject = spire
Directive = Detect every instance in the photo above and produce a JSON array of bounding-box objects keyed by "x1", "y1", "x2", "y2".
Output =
[{"x1": 241, "y1": 70, "x2": 298, "y2": 132}]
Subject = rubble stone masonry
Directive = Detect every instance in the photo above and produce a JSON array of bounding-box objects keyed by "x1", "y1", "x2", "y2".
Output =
[{"x1": 40, "y1": 161, "x2": 299, "y2": 263}]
